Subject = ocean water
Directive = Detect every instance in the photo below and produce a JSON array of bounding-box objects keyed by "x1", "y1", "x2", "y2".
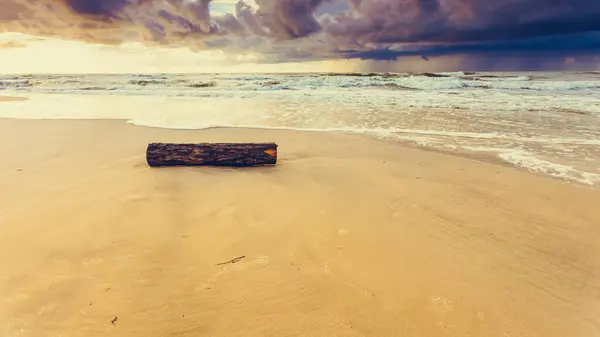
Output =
[{"x1": 1, "y1": 71, "x2": 599, "y2": 185}]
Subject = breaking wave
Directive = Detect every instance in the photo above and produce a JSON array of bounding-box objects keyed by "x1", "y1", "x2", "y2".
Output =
[{"x1": 2, "y1": 72, "x2": 600, "y2": 93}]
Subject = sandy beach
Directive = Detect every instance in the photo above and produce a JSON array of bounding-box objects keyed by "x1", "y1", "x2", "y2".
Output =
[{"x1": 1, "y1": 118, "x2": 599, "y2": 337}]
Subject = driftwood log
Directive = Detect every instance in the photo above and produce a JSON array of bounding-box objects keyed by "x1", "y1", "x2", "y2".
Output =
[{"x1": 146, "y1": 142, "x2": 278, "y2": 167}]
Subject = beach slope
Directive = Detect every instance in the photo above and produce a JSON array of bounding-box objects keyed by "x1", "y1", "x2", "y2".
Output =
[{"x1": 1, "y1": 119, "x2": 599, "y2": 337}]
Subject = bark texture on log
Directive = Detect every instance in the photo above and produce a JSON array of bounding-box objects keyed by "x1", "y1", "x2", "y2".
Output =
[{"x1": 146, "y1": 142, "x2": 278, "y2": 167}]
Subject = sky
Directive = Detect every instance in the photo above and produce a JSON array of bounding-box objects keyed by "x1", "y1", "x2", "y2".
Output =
[{"x1": 1, "y1": 0, "x2": 599, "y2": 73}]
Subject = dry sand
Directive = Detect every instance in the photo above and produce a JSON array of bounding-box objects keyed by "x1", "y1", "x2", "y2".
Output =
[{"x1": 0, "y1": 119, "x2": 599, "y2": 337}]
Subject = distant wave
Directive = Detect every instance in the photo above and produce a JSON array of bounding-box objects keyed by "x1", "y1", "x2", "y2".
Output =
[
  {"x1": 371, "y1": 83, "x2": 420, "y2": 90},
  {"x1": 415, "y1": 72, "x2": 452, "y2": 78},
  {"x1": 78, "y1": 86, "x2": 116, "y2": 91},
  {"x1": 127, "y1": 78, "x2": 218, "y2": 88},
  {"x1": 320, "y1": 71, "x2": 480, "y2": 78},
  {"x1": 259, "y1": 80, "x2": 282, "y2": 86},
  {"x1": 0, "y1": 79, "x2": 34, "y2": 87},
  {"x1": 187, "y1": 81, "x2": 217, "y2": 88},
  {"x1": 128, "y1": 79, "x2": 169, "y2": 86},
  {"x1": 2, "y1": 73, "x2": 600, "y2": 94},
  {"x1": 466, "y1": 75, "x2": 532, "y2": 82},
  {"x1": 518, "y1": 82, "x2": 600, "y2": 91}
]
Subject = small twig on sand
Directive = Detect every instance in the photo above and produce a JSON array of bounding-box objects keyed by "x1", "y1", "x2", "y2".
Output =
[
  {"x1": 217, "y1": 256, "x2": 245, "y2": 266},
  {"x1": 111, "y1": 316, "x2": 118, "y2": 325}
]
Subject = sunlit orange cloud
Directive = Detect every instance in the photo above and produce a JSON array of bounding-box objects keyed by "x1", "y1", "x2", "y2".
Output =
[
  {"x1": 0, "y1": 31, "x2": 465, "y2": 75},
  {"x1": 0, "y1": 33, "x2": 363, "y2": 74}
]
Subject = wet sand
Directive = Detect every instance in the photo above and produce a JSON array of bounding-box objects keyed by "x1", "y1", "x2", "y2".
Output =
[
  {"x1": 0, "y1": 119, "x2": 599, "y2": 337},
  {"x1": 0, "y1": 95, "x2": 28, "y2": 102}
]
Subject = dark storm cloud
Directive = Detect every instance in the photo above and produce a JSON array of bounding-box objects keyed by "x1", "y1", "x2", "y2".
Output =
[
  {"x1": 347, "y1": 32, "x2": 600, "y2": 60},
  {"x1": 323, "y1": 0, "x2": 600, "y2": 43},
  {"x1": 252, "y1": 0, "x2": 325, "y2": 39},
  {"x1": 64, "y1": 0, "x2": 128, "y2": 15},
  {"x1": 1, "y1": 0, "x2": 599, "y2": 69}
]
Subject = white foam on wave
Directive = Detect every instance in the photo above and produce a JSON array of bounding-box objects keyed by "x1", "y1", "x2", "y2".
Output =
[
  {"x1": 463, "y1": 146, "x2": 600, "y2": 186},
  {"x1": 232, "y1": 74, "x2": 600, "y2": 92},
  {"x1": 440, "y1": 71, "x2": 470, "y2": 76},
  {"x1": 126, "y1": 118, "x2": 391, "y2": 135},
  {"x1": 499, "y1": 151, "x2": 600, "y2": 186},
  {"x1": 477, "y1": 76, "x2": 532, "y2": 82},
  {"x1": 126, "y1": 116, "x2": 501, "y2": 139},
  {"x1": 3, "y1": 73, "x2": 600, "y2": 93},
  {"x1": 534, "y1": 137, "x2": 600, "y2": 146},
  {"x1": 393, "y1": 129, "x2": 501, "y2": 138},
  {"x1": 505, "y1": 81, "x2": 600, "y2": 91},
  {"x1": 3, "y1": 73, "x2": 600, "y2": 116}
]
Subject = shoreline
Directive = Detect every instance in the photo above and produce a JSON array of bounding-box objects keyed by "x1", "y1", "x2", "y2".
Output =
[
  {"x1": 0, "y1": 95, "x2": 28, "y2": 102},
  {"x1": 0, "y1": 114, "x2": 596, "y2": 188}
]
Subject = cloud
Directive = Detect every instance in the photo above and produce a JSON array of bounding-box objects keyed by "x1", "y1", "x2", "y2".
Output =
[
  {"x1": 345, "y1": 32, "x2": 600, "y2": 60},
  {"x1": 0, "y1": 0, "x2": 599, "y2": 70},
  {"x1": 0, "y1": 32, "x2": 363, "y2": 73}
]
